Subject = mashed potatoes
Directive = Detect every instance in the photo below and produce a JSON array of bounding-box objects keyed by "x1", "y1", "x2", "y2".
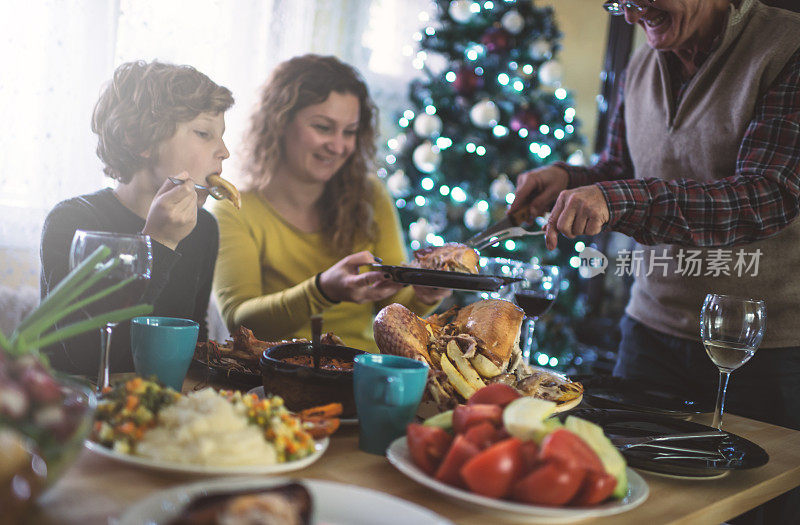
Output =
[{"x1": 136, "y1": 388, "x2": 277, "y2": 466}]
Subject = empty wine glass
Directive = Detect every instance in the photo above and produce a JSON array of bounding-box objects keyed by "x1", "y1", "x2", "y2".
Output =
[
  {"x1": 69, "y1": 231, "x2": 152, "y2": 391},
  {"x1": 701, "y1": 293, "x2": 766, "y2": 429},
  {"x1": 510, "y1": 264, "x2": 561, "y2": 364}
]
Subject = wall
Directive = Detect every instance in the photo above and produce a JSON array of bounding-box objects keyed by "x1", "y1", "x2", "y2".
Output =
[{"x1": 542, "y1": 0, "x2": 611, "y2": 154}]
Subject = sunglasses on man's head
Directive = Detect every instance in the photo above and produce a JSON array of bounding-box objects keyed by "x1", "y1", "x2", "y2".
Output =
[{"x1": 602, "y1": 1, "x2": 655, "y2": 15}]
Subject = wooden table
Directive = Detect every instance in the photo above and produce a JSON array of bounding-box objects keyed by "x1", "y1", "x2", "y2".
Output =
[{"x1": 29, "y1": 411, "x2": 800, "y2": 525}]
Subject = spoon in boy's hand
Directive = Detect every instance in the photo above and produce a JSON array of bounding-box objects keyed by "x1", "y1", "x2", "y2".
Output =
[{"x1": 168, "y1": 176, "x2": 227, "y2": 201}]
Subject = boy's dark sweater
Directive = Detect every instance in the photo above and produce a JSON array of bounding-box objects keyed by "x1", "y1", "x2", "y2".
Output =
[{"x1": 40, "y1": 188, "x2": 218, "y2": 377}]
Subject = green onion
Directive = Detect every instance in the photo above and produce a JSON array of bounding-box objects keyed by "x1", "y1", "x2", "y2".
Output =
[{"x1": 1, "y1": 245, "x2": 153, "y2": 356}]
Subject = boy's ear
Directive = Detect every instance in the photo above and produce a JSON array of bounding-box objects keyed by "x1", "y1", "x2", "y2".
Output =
[{"x1": 140, "y1": 148, "x2": 152, "y2": 159}]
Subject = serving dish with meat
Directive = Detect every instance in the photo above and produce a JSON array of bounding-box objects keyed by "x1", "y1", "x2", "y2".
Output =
[{"x1": 374, "y1": 299, "x2": 583, "y2": 413}]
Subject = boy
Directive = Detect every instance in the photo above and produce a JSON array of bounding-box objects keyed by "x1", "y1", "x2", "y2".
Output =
[{"x1": 40, "y1": 60, "x2": 234, "y2": 377}]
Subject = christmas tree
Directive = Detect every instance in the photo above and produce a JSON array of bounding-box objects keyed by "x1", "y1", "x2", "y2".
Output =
[{"x1": 381, "y1": 0, "x2": 591, "y2": 372}]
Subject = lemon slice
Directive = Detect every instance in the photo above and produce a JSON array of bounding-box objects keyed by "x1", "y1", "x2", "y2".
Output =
[{"x1": 503, "y1": 397, "x2": 558, "y2": 441}]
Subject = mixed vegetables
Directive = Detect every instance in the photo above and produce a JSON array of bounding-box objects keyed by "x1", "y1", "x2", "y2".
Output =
[
  {"x1": 218, "y1": 390, "x2": 317, "y2": 462},
  {"x1": 91, "y1": 377, "x2": 180, "y2": 454},
  {"x1": 406, "y1": 383, "x2": 627, "y2": 507}
]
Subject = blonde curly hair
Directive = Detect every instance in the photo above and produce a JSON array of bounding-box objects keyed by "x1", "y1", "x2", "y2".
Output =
[
  {"x1": 242, "y1": 54, "x2": 378, "y2": 255},
  {"x1": 92, "y1": 60, "x2": 234, "y2": 183}
]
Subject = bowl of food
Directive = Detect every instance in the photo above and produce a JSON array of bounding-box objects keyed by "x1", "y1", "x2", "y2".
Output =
[
  {"x1": 260, "y1": 343, "x2": 367, "y2": 418},
  {"x1": 0, "y1": 353, "x2": 96, "y2": 519}
]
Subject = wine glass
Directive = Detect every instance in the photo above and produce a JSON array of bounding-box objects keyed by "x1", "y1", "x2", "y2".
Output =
[
  {"x1": 69, "y1": 230, "x2": 152, "y2": 391},
  {"x1": 701, "y1": 293, "x2": 766, "y2": 429},
  {"x1": 510, "y1": 264, "x2": 561, "y2": 364}
]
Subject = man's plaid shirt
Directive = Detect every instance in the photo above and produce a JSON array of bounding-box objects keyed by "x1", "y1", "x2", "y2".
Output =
[{"x1": 556, "y1": 48, "x2": 800, "y2": 247}]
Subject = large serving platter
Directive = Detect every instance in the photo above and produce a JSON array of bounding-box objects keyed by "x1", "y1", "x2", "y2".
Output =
[
  {"x1": 118, "y1": 476, "x2": 453, "y2": 525},
  {"x1": 386, "y1": 436, "x2": 648, "y2": 524},
  {"x1": 372, "y1": 264, "x2": 521, "y2": 292},
  {"x1": 84, "y1": 437, "x2": 328, "y2": 476}
]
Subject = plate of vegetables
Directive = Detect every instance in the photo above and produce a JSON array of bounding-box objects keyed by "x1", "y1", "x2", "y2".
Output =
[
  {"x1": 86, "y1": 377, "x2": 332, "y2": 476},
  {"x1": 386, "y1": 384, "x2": 648, "y2": 522}
]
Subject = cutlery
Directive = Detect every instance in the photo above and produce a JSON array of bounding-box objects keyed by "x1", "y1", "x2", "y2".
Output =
[
  {"x1": 465, "y1": 207, "x2": 547, "y2": 251},
  {"x1": 168, "y1": 176, "x2": 226, "y2": 201},
  {"x1": 611, "y1": 431, "x2": 729, "y2": 452}
]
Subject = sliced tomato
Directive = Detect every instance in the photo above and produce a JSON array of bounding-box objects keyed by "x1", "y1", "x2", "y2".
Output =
[
  {"x1": 406, "y1": 423, "x2": 453, "y2": 475},
  {"x1": 463, "y1": 421, "x2": 498, "y2": 450},
  {"x1": 452, "y1": 404, "x2": 503, "y2": 434},
  {"x1": 512, "y1": 459, "x2": 585, "y2": 506},
  {"x1": 467, "y1": 383, "x2": 522, "y2": 407},
  {"x1": 460, "y1": 437, "x2": 524, "y2": 498},
  {"x1": 570, "y1": 470, "x2": 617, "y2": 506},
  {"x1": 540, "y1": 429, "x2": 604, "y2": 474},
  {"x1": 519, "y1": 440, "x2": 540, "y2": 474},
  {"x1": 434, "y1": 435, "x2": 480, "y2": 487}
]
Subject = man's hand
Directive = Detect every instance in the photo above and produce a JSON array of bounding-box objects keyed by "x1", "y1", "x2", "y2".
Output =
[
  {"x1": 508, "y1": 165, "x2": 569, "y2": 219},
  {"x1": 545, "y1": 185, "x2": 609, "y2": 250},
  {"x1": 318, "y1": 251, "x2": 403, "y2": 304},
  {"x1": 142, "y1": 172, "x2": 198, "y2": 250}
]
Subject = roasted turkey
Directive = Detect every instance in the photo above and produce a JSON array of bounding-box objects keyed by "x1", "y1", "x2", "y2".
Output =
[{"x1": 408, "y1": 243, "x2": 480, "y2": 274}]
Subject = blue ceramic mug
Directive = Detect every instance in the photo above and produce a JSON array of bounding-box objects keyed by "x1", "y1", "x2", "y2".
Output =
[
  {"x1": 353, "y1": 354, "x2": 429, "y2": 455},
  {"x1": 130, "y1": 317, "x2": 199, "y2": 391}
]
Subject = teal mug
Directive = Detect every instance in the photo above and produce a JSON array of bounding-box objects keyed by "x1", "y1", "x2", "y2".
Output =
[
  {"x1": 353, "y1": 354, "x2": 429, "y2": 455},
  {"x1": 130, "y1": 317, "x2": 199, "y2": 391}
]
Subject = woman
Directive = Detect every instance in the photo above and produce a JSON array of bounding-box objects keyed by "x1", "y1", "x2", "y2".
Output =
[{"x1": 212, "y1": 55, "x2": 449, "y2": 351}]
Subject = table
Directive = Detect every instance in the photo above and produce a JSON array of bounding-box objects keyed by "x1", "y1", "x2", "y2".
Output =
[{"x1": 29, "y1": 411, "x2": 800, "y2": 525}]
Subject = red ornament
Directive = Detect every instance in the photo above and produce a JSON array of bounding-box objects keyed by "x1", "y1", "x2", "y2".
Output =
[
  {"x1": 453, "y1": 66, "x2": 484, "y2": 96},
  {"x1": 481, "y1": 27, "x2": 513, "y2": 53},
  {"x1": 509, "y1": 108, "x2": 540, "y2": 132}
]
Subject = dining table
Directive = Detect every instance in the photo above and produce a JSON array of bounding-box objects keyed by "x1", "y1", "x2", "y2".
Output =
[{"x1": 28, "y1": 373, "x2": 800, "y2": 525}]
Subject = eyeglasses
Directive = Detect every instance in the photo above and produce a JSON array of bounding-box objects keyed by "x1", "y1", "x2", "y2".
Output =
[{"x1": 602, "y1": 1, "x2": 655, "y2": 15}]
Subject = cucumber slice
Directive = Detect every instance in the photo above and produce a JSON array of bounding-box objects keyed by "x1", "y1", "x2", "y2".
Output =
[
  {"x1": 565, "y1": 415, "x2": 628, "y2": 499},
  {"x1": 503, "y1": 397, "x2": 558, "y2": 442},
  {"x1": 422, "y1": 409, "x2": 453, "y2": 431}
]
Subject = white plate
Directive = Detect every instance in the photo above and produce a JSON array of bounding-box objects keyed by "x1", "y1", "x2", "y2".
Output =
[
  {"x1": 84, "y1": 437, "x2": 328, "y2": 476},
  {"x1": 386, "y1": 437, "x2": 649, "y2": 524},
  {"x1": 118, "y1": 476, "x2": 453, "y2": 525},
  {"x1": 247, "y1": 386, "x2": 358, "y2": 425}
]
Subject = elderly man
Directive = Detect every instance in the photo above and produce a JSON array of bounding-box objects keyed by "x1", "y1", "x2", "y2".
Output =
[
  {"x1": 514, "y1": 0, "x2": 799, "y2": 422},
  {"x1": 512, "y1": 1, "x2": 800, "y2": 520}
]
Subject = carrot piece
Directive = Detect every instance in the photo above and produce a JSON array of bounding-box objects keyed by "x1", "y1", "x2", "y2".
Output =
[
  {"x1": 299, "y1": 403, "x2": 343, "y2": 419},
  {"x1": 125, "y1": 395, "x2": 139, "y2": 411}
]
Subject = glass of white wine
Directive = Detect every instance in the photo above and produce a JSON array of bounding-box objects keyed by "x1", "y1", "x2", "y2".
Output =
[{"x1": 701, "y1": 293, "x2": 766, "y2": 429}]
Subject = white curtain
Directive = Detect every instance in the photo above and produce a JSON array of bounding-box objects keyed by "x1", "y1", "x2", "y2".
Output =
[{"x1": 0, "y1": 0, "x2": 431, "y2": 258}]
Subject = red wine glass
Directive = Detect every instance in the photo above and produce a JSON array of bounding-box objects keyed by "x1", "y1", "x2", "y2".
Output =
[
  {"x1": 69, "y1": 230, "x2": 152, "y2": 391},
  {"x1": 510, "y1": 264, "x2": 561, "y2": 364}
]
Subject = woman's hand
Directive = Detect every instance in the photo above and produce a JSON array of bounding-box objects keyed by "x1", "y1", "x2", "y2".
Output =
[
  {"x1": 142, "y1": 172, "x2": 198, "y2": 250},
  {"x1": 412, "y1": 286, "x2": 452, "y2": 305},
  {"x1": 318, "y1": 251, "x2": 403, "y2": 304},
  {"x1": 508, "y1": 165, "x2": 569, "y2": 219},
  {"x1": 544, "y1": 185, "x2": 609, "y2": 250}
]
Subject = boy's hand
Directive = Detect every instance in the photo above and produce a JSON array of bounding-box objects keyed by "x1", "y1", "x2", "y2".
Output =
[{"x1": 142, "y1": 172, "x2": 198, "y2": 250}]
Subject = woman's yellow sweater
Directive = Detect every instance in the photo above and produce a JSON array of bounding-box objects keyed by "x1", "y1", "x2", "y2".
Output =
[{"x1": 210, "y1": 179, "x2": 436, "y2": 352}]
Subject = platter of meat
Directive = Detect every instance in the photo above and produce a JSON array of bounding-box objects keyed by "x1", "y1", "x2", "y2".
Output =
[{"x1": 374, "y1": 242, "x2": 521, "y2": 292}]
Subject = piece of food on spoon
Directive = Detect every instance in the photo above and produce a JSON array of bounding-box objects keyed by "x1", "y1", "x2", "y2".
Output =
[
  {"x1": 408, "y1": 243, "x2": 480, "y2": 274},
  {"x1": 206, "y1": 174, "x2": 241, "y2": 209}
]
